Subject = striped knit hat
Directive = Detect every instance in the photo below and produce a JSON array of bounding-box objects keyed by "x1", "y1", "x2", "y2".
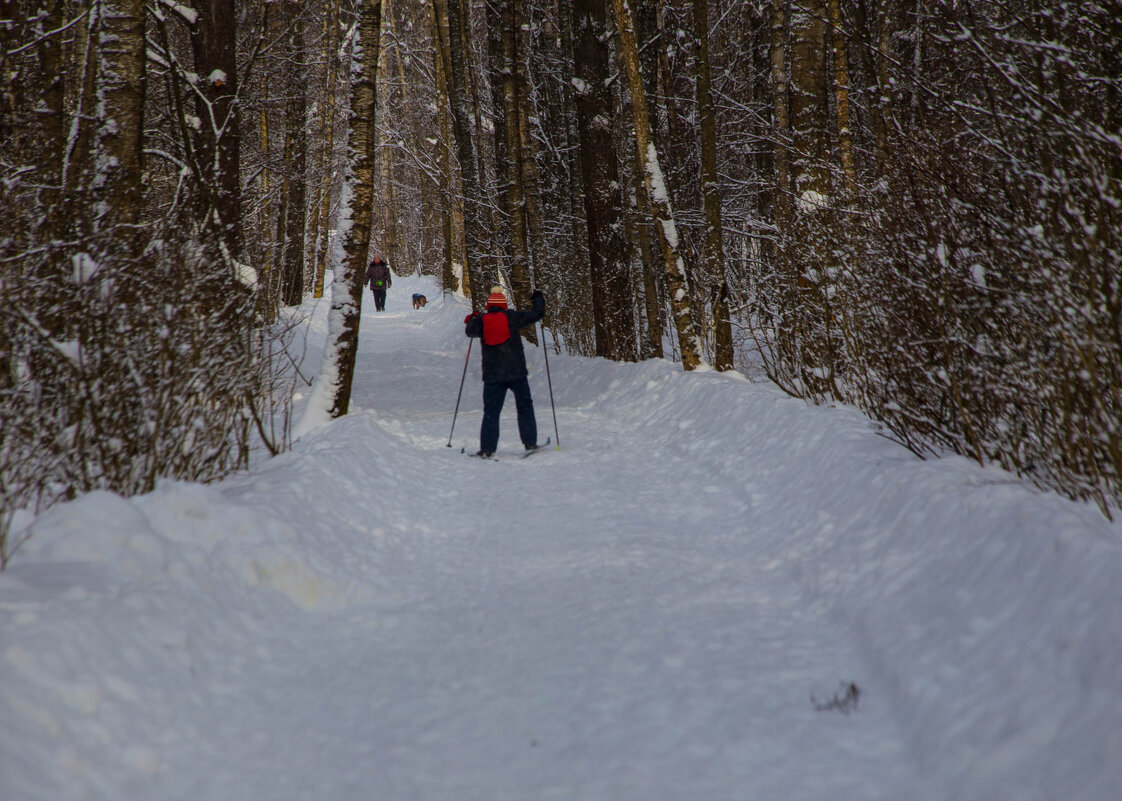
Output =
[{"x1": 486, "y1": 286, "x2": 508, "y2": 309}]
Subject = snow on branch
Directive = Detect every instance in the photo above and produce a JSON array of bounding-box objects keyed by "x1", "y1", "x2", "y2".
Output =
[
  {"x1": 7, "y1": 9, "x2": 89, "y2": 57},
  {"x1": 155, "y1": 0, "x2": 199, "y2": 26}
]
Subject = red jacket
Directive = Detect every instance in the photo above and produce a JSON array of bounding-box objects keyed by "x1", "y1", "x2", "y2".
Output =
[{"x1": 464, "y1": 293, "x2": 545, "y2": 384}]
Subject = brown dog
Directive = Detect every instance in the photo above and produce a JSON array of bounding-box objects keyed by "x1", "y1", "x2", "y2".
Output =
[{"x1": 412, "y1": 294, "x2": 427, "y2": 309}]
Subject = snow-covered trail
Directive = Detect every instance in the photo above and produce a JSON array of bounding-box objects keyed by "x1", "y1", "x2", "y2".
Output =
[
  {"x1": 266, "y1": 279, "x2": 919, "y2": 798},
  {"x1": 2, "y1": 275, "x2": 1120, "y2": 800}
]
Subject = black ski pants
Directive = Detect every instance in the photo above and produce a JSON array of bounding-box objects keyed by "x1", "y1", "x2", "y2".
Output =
[{"x1": 480, "y1": 377, "x2": 536, "y2": 453}]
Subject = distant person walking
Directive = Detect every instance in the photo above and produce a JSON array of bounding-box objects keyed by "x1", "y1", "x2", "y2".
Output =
[
  {"x1": 366, "y1": 255, "x2": 392, "y2": 311},
  {"x1": 464, "y1": 286, "x2": 545, "y2": 457}
]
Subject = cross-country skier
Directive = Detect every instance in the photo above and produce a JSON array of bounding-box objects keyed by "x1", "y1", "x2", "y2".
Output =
[{"x1": 464, "y1": 286, "x2": 545, "y2": 457}]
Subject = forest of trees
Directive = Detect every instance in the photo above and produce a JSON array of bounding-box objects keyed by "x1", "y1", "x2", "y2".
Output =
[{"x1": 2, "y1": 0, "x2": 1119, "y2": 560}]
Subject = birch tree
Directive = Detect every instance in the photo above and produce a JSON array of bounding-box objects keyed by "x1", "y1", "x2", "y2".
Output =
[
  {"x1": 300, "y1": 0, "x2": 383, "y2": 425},
  {"x1": 2, "y1": 0, "x2": 277, "y2": 559},
  {"x1": 92, "y1": 0, "x2": 145, "y2": 245},
  {"x1": 611, "y1": 0, "x2": 703, "y2": 370}
]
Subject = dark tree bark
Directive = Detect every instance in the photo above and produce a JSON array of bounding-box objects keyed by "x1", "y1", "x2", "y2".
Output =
[
  {"x1": 191, "y1": 0, "x2": 244, "y2": 263},
  {"x1": 499, "y1": 0, "x2": 534, "y2": 326},
  {"x1": 311, "y1": 0, "x2": 342, "y2": 299},
  {"x1": 281, "y1": 0, "x2": 308, "y2": 307},
  {"x1": 429, "y1": 0, "x2": 460, "y2": 294},
  {"x1": 445, "y1": 0, "x2": 487, "y2": 306},
  {"x1": 572, "y1": 0, "x2": 637, "y2": 361},
  {"x1": 693, "y1": 0, "x2": 733, "y2": 370},
  {"x1": 0, "y1": 0, "x2": 14, "y2": 141}
]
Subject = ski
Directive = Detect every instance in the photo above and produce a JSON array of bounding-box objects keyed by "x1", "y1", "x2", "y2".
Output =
[
  {"x1": 461, "y1": 437, "x2": 551, "y2": 461},
  {"x1": 522, "y1": 436, "x2": 552, "y2": 458},
  {"x1": 464, "y1": 449, "x2": 499, "y2": 461}
]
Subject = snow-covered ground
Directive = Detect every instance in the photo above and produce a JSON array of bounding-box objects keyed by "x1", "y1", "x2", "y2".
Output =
[{"x1": 2, "y1": 274, "x2": 1120, "y2": 801}]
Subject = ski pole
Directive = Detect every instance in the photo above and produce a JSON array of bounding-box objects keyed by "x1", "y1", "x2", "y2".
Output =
[
  {"x1": 447, "y1": 338, "x2": 473, "y2": 447},
  {"x1": 540, "y1": 322, "x2": 560, "y2": 450}
]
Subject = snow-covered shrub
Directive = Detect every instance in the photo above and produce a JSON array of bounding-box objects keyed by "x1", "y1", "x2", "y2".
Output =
[
  {"x1": 744, "y1": 1, "x2": 1119, "y2": 515},
  {"x1": 835, "y1": 3, "x2": 1120, "y2": 515},
  {"x1": 0, "y1": 214, "x2": 284, "y2": 566}
]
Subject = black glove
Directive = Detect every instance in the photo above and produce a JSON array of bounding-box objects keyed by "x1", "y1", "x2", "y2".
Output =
[{"x1": 531, "y1": 289, "x2": 543, "y2": 300}]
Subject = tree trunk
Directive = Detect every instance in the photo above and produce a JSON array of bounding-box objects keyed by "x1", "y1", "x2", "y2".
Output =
[
  {"x1": 312, "y1": 0, "x2": 342, "y2": 299},
  {"x1": 769, "y1": 0, "x2": 793, "y2": 228},
  {"x1": 652, "y1": 0, "x2": 680, "y2": 160},
  {"x1": 767, "y1": 0, "x2": 802, "y2": 391},
  {"x1": 572, "y1": 0, "x2": 637, "y2": 362},
  {"x1": 827, "y1": 0, "x2": 857, "y2": 197},
  {"x1": 693, "y1": 0, "x2": 733, "y2": 371},
  {"x1": 378, "y1": 0, "x2": 405, "y2": 269},
  {"x1": 789, "y1": 0, "x2": 830, "y2": 214},
  {"x1": 612, "y1": 0, "x2": 703, "y2": 370},
  {"x1": 35, "y1": 0, "x2": 77, "y2": 243},
  {"x1": 516, "y1": 14, "x2": 545, "y2": 289},
  {"x1": 466, "y1": 10, "x2": 500, "y2": 294},
  {"x1": 851, "y1": 0, "x2": 889, "y2": 178},
  {"x1": 557, "y1": 0, "x2": 590, "y2": 309},
  {"x1": 281, "y1": 0, "x2": 308, "y2": 307},
  {"x1": 190, "y1": 0, "x2": 244, "y2": 264},
  {"x1": 446, "y1": 0, "x2": 487, "y2": 306},
  {"x1": 259, "y1": 107, "x2": 277, "y2": 320},
  {"x1": 485, "y1": 0, "x2": 508, "y2": 173},
  {"x1": 96, "y1": 0, "x2": 146, "y2": 230},
  {"x1": 47, "y1": 0, "x2": 141, "y2": 268},
  {"x1": 789, "y1": 0, "x2": 839, "y2": 398},
  {"x1": 429, "y1": 0, "x2": 460, "y2": 294},
  {"x1": 620, "y1": 2, "x2": 662, "y2": 359},
  {"x1": 0, "y1": 0, "x2": 14, "y2": 141},
  {"x1": 318, "y1": 0, "x2": 383, "y2": 421},
  {"x1": 39, "y1": 0, "x2": 68, "y2": 174},
  {"x1": 500, "y1": 0, "x2": 534, "y2": 330},
  {"x1": 621, "y1": 102, "x2": 661, "y2": 360}
]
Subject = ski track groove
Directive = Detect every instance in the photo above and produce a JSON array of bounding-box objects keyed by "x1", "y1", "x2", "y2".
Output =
[
  {"x1": 0, "y1": 290, "x2": 951, "y2": 801},
  {"x1": 250, "y1": 298, "x2": 928, "y2": 800}
]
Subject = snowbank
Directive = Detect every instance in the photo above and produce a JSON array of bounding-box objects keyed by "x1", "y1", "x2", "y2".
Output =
[{"x1": 2, "y1": 276, "x2": 1119, "y2": 800}]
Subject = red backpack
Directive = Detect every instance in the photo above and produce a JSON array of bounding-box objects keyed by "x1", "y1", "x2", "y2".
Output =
[{"x1": 482, "y1": 310, "x2": 511, "y2": 346}]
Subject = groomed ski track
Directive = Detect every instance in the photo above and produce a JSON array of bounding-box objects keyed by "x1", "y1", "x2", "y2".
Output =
[{"x1": 3, "y1": 273, "x2": 1118, "y2": 801}]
